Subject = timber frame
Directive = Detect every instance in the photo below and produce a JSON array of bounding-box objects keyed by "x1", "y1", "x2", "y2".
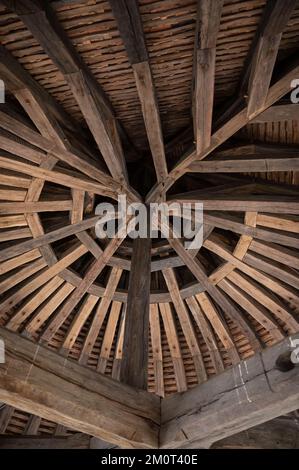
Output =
[{"x1": 0, "y1": 0, "x2": 299, "y2": 449}]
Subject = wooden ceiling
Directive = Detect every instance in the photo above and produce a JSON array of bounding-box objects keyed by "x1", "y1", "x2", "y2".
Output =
[{"x1": 0, "y1": 0, "x2": 298, "y2": 408}]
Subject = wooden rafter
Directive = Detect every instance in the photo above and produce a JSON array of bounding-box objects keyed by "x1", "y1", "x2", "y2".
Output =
[
  {"x1": 109, "y1": 0, "x2": 168, "y2": 183},
  {"x1": 193, "y1": 0, "x2": 223, "y2": 152}
]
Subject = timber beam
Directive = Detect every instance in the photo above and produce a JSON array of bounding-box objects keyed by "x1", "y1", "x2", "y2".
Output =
[
  {"x1": 0, "y1": 327, "x2": 160, "y2": 449},
  {"x1": 160, "y1": 334, "x2": 299, "y2": 448}
]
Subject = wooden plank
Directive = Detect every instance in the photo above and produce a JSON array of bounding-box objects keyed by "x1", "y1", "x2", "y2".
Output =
[
  {"x1": 0, "y1": 434, "x2": 91, "y2": 449},
  {"x1": 0, "y1": 327, "x2": 159, "y2": 449},
  {"x1": 162, "y1": 268, "x2": 207, "y2": 384},
  {"x1": 0, "y1": 258, "x2": 47, "y2": 296},
  {"x1": 256, "y1": 214, "x2": 299, "y2": 233},
  {"x1": 227, "y1": 271, "x2": 299, "y2": 333},
  {"x1": 243, "y1": 252, "x2": 299, "y2": 291},
  {"x1": 7, "y1": 276, "x2": 64, "y2": 332},
  {"x1": 0, "y1": 110, "x2": 126, "y2": 195},
  {"x1": 24, "y1": 415, "x2": 41, "y2": 435},
  {"x1": 193, "y1": 0, "x2": 223, "y2": 152},
  {"x1": 0, "y1": 249, "x2": 41, "y2": 276},
  {"x1": 160, "y1": 334, "x2": 299, "y2": 448},
  {"x1": 79, "y1": 267, "x2": 123, "y2": 365},
  {"x1": 159, "y1": 302, "x2": 187, "y2": 393},
  {"x1": 149, "y1": 304, "x2": 164, "y2": 397},
  {"x1": 120, "y1": 235, "x2": 152, "y2": 389}
]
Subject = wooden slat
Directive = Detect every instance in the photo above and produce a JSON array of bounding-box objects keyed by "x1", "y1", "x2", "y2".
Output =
[
  {"x1": 0, "y1": 244, "x2": 86, "y2": 316},
  {"x1": 24, "y1": 282, "x2": 75, "y2": 336},
  {"x1": 0, "y1": 249, "x2": 41, "y2": 276},
  {"x1": 189, "y1": 155, "x2": 299, "y2": 173},
  {"x1": 149, "y1": 304, "x2": 164, "y2": 397},
  {"x1": 40, "y1": 235, "x2": 127, "y2": 344},
  {"x1": 147, "y1": 55, "x2": 299, "y2": 202},
  {"x1": 79, "y1": 267, "x2": 123, "y2": 365},
  {"x1": 218, "y1": 278, "x2": 284, "y2": 342},
  {"x1": 249, "y1": 240, "x2": 299, "y2": 270},
  {"x1": 0, "y1": 406, "x2": 14, "y2": 433},
  {"x1": 156, "y1": 218, "x2": 260, "y2": 352},
  {"x1": 7, "y1": 276, "x2": 64, "y2": 331},
  {"x1": 0, "y1": 327, "x2": 159, "y2": 449},
  {"x1": 159, "y1": 302, "x2": 187, "y2": 393},
  {"x1": 203, "y1": 213, "x2": 299, "y2": 247},
  {"x1": 97, "y1": 301, "x2": 122, "y2": 374}
]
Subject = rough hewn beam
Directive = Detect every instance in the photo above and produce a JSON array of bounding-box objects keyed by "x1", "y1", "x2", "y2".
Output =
[
  {"x1": 161, "y1": 334, "x2": 299, "y2": 448},
  {"x1": 246, "y1": 0, "x2": 296, "y2": 118},
  {"x1": 0, "y1": 327, "x2": 159, "y2": 449},
  {"x1": 193, "y1": 0, "x2": 223, "y2": 152},
  {"x1": 120, "y1": 235, "x2": 152, "y2": 389},
  {"x1": 109, "y1": 0, "x2": 168, "y2": 183}
]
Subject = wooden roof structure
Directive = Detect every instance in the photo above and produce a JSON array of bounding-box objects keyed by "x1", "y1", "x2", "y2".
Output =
[{"x1": 0, "y1": 0, "x2": 299, "y2": 449}]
